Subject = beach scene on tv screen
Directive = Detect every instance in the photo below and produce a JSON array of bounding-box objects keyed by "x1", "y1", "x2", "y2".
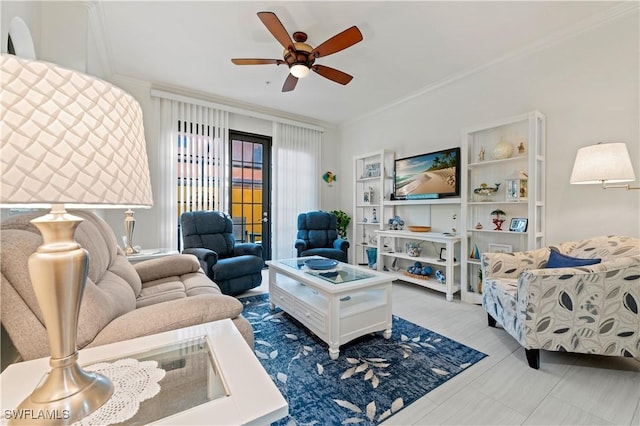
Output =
[{"x1": 395, "y1": 150, "x2": 457, "y2": 197}]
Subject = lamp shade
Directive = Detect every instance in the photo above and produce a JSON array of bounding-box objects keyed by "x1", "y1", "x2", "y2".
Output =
[
  {"x1": 290, "y1": 63, "x2": 310, "y2": 78},
  {"x1": 569, "y1": 142, "x2": 636, "y2": 185},
  {"x1": 0, "y1": 54, "x2": 153, "y2": 208}
]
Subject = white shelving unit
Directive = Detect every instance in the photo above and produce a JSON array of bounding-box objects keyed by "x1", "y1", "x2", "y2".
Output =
[
  {"x1": 460, "y1": 110, "x2": 546, "y2": 304},
  {"x1": 375, "y1": 230, "x2": 461, "y2": 301},
  {"x1": 352, "y1": 150, "x2": 395, "y2": 266}
]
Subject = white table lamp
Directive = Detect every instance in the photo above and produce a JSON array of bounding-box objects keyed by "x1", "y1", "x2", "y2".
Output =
[
  {"x1": 1, "y1": 54, "x2": 153, "y2": 424},
  {"x1": 570, "y1": 142, "x2": 639, "y2": 190}
]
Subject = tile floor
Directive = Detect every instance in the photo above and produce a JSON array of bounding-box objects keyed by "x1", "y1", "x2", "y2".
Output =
[{"x1": 245, "y1": 271, "x2": 640, "y2": 425}]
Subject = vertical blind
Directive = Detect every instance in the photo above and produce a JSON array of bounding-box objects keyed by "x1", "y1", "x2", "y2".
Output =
[
  {"x1": 272, "y1": 122, "x2": 322, "y2": 259},
  {"x1": 158, "y1": 98, "x2": 229, "y2": 249}
]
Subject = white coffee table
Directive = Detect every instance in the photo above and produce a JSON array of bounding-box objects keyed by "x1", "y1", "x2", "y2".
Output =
[
  {"x1": 266, "y1": 256, "x2": 393, "y2": 360},
  {"x1": 0, "y1": 319, "x2": 287, "y2": 425}
]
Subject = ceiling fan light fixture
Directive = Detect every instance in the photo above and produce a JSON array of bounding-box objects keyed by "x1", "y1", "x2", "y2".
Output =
[{"x1": 290, "y1": 63, "x2": 310, "y2": 78}]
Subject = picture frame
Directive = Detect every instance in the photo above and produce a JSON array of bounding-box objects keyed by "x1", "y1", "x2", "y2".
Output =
[
  {"x1": 362, "y1": 187, "x2": 374, "y2": 205},
  {"x1": 487, "y1": 243, "x2": 513, "y2": 253},
  {"x1": 509, "y1": 217, "x2": 528, "y2": 232},
  {"x1": 362, "y1": 191, "x2": 370, "y2": 205},
  {"x1": 365, "y1": 162, "x2": 381, "y2": 178},
  {"x1": 439, "y1": 247, "x2": 447, "y2": 262}
]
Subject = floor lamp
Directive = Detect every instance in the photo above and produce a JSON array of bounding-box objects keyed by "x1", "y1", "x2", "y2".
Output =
[{"x1": 0, "y1": 54, "x2": 153, "y2": 424}]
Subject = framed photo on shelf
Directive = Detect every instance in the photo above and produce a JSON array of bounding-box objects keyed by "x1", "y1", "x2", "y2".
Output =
[
  {"x1": 364, "y1": 162, "x2": 381, "y2": 178},
  {"x1": 509, "y1": 217, "x2": 528, "y2": 232},
  {"x1": 362, "y1": 187, "x2": 374, "y2": 205},
  {"x1": 439, "y1": 247, "x2": 447, "y2": 262},
  {"x1": 487, "y1": 243, "x2": 513, "y2": 253}
]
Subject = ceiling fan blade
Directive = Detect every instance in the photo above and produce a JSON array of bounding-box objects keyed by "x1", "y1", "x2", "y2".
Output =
[
  {"x1": 231, "y1": 58, "x2": 285, "y2": 65},
  {"x1": 282, "y1": 73, "x2": 298, "y2": 92},
  {"x1": 311, "y1": 65, "x2": 354, "y2": 85},
  {"x1": 311, "y1": 26, "x2": 363, "y2": 58},
  {"x1": 257, "y1": 11, "x2": 295, "y2": 52}
]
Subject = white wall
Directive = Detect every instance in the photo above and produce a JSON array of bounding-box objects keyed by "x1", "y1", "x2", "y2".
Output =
[{"x1": 335, "y1": 11, "x2": 640, "y2": 244}]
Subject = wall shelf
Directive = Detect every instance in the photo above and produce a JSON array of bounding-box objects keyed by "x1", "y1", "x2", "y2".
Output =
[
  {"x1": 375, "y1": 230, "x2": 461, "y2": 301},
  {"x1": 460, "y1": 110, "x2": 546, "y2": 304},
  {"x1": 352, "y1": 150, "x2": 395, "y2": 266}
]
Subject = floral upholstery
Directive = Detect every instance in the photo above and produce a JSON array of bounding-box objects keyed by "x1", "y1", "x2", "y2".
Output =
[{"x1": 481, "y1": 235, "x2": 640, "y2": 368}]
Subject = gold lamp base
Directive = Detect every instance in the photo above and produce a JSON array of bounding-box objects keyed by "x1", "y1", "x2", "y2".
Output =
[{"x1": 11, "y1": 207, "x2": 114, "y2": 425}]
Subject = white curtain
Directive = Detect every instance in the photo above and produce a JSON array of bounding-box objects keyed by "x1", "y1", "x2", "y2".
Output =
[
  {"x1": 272, "y1": 122, "x2": 322, "y2": 260},
  {"x1": 157, "y1": 98, "x2": 229, "y2": 249}
]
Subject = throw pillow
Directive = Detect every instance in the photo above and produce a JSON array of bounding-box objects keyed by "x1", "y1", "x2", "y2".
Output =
[{"x1": 546, "y1": 248, "x2": 601, "y2": 268}]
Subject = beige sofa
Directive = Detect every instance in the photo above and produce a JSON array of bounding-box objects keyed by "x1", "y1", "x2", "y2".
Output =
[{"x1": 1, "y1": 210, "x2": 253, "y2": 366}]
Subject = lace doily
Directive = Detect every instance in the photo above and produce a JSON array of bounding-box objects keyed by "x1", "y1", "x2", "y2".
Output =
[{"x1": 72, "y1": 358, "x2": 166, "y2": 426}]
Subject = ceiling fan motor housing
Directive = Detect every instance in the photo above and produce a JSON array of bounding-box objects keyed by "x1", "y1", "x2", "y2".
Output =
[{"x1": 284, "y1": 42, "x2": 314, "y2": 68}]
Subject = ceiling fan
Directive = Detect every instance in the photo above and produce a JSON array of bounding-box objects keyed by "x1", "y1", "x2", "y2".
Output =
[{"x1": 231, "y1": 11, "x2": 363, "y2": 92}]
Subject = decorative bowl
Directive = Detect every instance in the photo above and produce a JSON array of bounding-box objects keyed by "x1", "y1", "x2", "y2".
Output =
[{"x1": 305, "y1": 259, "x2": 339, "y2": 270}]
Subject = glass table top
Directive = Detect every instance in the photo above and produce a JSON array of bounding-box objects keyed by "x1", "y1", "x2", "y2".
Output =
[
  {"x1": 101, "y1": 335, "x2": 227, "y2": 425},
  {"x1": 276, "y1": 258, "x2": 376, "y2": 284}
]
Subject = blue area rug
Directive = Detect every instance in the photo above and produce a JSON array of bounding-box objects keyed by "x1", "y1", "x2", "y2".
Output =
[{"x1": 241, "y1": 294, "x2": 487, "y2": 425}]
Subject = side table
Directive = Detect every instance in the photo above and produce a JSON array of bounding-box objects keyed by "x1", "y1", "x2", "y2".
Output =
[
  {"x1": 0, "y1": 319, "x2": 288, "y2": 425},
  {"x1": 126, "y1": 248, "x2": 179, "y2": 264}
]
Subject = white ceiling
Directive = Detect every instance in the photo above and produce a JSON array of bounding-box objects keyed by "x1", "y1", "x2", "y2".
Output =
[{"x1": 94, "y1": 1, "x2": 624, "y2": 126}]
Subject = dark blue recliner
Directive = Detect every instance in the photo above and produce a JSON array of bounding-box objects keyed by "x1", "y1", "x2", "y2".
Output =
[
  {"x1": 181, "y1": 210, "x2": 263, "y2": 296},
  {"x1": 295, "y1": 211, "x2": 349, "y2": 263}
]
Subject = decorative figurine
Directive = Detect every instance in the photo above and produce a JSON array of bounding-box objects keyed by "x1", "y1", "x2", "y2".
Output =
[
  {"x1": 491, "y1": 209, "x2": 506, "y2": 231},
  {"x1": 372, "y1": 208, "x2": 378, "y2": 223},
  {"x1": 322, "y1": 171, "x2": 336, "y2": 186},
  {"x1": 469, "y1": 244, "x2": 481, "y2": 259},
  {"x1": 388, "y1": 215, "x2": 404, "y2": 230},
  {"x1": 475, "y1": 222, "x2": 483, "y2": 229},
  {"x1": 473, "y1": 183, "x2": 501, "y2": 201},
  {"x1": 517, "y1": 141, "x2": 525, "y2": 154},
  {"x1": 436, "y1": 270, "x2": 446, "y2": 284},
  {"x1": 478, "y1": 146, "x2": 485, "y2": 161}
]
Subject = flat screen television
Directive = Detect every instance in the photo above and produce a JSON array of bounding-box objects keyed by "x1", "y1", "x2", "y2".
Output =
[{"x1": 393, "y1": 147, "x2": 461, "y2": 199}]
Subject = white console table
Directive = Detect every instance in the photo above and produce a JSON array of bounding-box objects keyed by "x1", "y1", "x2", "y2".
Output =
[{"x1": 376, "y1": 230, "x2": 461, "y2": 301}]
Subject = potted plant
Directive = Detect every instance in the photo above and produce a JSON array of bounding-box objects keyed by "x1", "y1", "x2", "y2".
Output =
[{"x1": 331, "y1": 209, "x2": 351, "y2": 240}]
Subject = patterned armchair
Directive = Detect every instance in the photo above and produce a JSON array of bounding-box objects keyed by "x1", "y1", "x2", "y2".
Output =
[{"x1": 481, "y1": 235, "x2": 640, "y2": 369}]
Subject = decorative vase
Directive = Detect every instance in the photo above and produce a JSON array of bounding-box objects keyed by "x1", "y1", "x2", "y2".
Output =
[
  {"x1": 366, "y1": 247, "x2": 377, "y2": 269},
  {"x1": 492, "y1": 138, "x2": 513, "y2": 160},
  {"x1": 406, "y1": 243, "x2": 422, "y2": 257}
]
